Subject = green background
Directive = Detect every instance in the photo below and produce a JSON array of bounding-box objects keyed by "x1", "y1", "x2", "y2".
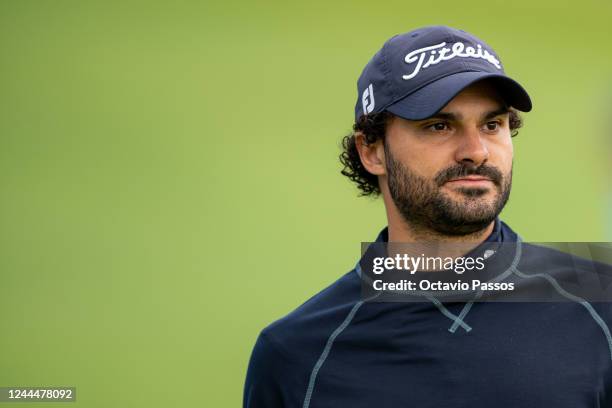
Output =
[{"x1": 1, "y1": 1, "x2": 611, "y2": 406}]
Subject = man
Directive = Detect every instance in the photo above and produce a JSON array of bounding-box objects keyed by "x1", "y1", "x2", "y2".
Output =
[{"x1": 244, "y1": 26, "x2": 612, "y2": 407}]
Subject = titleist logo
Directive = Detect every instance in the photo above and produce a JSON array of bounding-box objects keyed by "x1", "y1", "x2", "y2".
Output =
[{"x1": 402, "y1": 41, "x2": 501, "y2": 80}]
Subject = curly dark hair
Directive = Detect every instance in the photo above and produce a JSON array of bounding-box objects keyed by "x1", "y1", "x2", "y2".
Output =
[{"x1": 339, "y1": 108, "x2": 523, "y2": 196}]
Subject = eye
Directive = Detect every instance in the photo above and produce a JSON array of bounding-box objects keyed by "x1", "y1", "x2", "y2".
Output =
[
  {"x1": 426, "y1": 122, "x2": 450, "y2": 132},
  {"x1": 484, "y1": 121, "x2": 501, "y2": 132}
]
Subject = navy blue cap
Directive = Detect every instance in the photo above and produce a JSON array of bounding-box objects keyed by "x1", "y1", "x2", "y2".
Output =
[{"x1": 355, "y1": 26, "x2": 532, "y2": 121}]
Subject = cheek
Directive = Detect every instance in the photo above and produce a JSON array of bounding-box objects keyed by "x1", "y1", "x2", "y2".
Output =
[
  {"x1": 489, "y1": 138, "x2": 514, "y2": 172},
  {"x1": 393, "y1": 143, "x2": 453, "y2": 179}
]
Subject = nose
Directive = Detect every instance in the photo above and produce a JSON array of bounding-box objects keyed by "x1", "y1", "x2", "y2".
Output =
[{"x1": 454, "y1": 128, "x2": 489, "y2": 167}]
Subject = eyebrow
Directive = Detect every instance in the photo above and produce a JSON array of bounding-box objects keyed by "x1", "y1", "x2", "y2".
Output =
[{"x1": 425, "y1": 106, "x2": 510, "y2": 122}]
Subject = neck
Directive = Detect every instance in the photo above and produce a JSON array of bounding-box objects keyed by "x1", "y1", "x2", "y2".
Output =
[{"x1": 385, "y1": 211, "x2": 495, "y2": 264}]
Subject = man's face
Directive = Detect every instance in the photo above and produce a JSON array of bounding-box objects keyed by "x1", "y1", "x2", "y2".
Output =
[{"x1": 383, "y1": 81, "x2": 514, "y2": 236}]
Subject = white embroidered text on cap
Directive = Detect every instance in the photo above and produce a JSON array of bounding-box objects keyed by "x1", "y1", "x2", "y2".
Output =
[{"x1": 402, "y1": 42, "x2": 502, "y2": 80}]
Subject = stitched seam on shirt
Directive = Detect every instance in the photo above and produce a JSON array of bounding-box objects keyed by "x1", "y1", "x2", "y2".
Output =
[
  {"x1": 426, "y1": 295, "x2": 472, "y2": 332},
  {"x1": 449, "y1": 301, "x2": 475, "y2": 333},
  {"x1": 302, "y1": 292, "x2": 380, "y2": 408},
  {"x1": 447, "y1": 236, "x2": 523, "y2": 333},
  {"x1": 513, "y1": 268, "x2": 612, "y2": 361}
]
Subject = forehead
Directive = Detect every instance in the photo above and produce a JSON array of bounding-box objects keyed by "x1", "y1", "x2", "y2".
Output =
[{"x1": 439, "y1": 80, "x2": 506, "y2": 113}]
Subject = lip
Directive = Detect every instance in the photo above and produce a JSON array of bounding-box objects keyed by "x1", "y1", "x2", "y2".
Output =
[{"x1": 445, "y1": 177, "x2": 493, "y2": 186}]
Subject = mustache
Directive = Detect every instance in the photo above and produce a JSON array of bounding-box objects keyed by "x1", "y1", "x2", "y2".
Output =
[{"x1": 435, "y1": 163, "x2": 503, "y2": 186}]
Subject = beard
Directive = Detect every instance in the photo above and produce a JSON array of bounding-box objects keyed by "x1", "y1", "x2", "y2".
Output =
[{"x1": 385, "y1": 139, "x2": 512, "y2": 236}]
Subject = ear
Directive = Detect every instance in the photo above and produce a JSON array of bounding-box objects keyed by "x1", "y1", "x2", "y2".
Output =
[{"x1": 355, "y1": 131, "x2": 387, "y2": 176}]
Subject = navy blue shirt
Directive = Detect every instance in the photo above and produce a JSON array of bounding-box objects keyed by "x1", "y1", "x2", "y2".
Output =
[{"x1": 244, "y1": 220, "x2": 612, "y2": 407}]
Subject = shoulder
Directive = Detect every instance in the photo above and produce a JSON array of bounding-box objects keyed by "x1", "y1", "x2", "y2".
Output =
[
  {"x1": 260, "y1": 268, "x2": 362, "y2": 363},
  {"x1": 517, "y1": 243, "x2": 612, "y2": 315},
  {"x1": 519, "y1": 242, "x2": 612, "y2": 277},
  {"x1": 244, "y1": 268, "x2": 364, "y2": 407}
]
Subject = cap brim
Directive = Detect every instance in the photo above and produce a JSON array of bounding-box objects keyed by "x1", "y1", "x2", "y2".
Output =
[{"x1": 386, "y1": 71, "x2": 532, "y2": 121}]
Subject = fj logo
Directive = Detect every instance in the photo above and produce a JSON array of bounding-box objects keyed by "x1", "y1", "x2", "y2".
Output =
[{"x1": 362, "y1": 83, "x2": 375, "y2": 115}]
